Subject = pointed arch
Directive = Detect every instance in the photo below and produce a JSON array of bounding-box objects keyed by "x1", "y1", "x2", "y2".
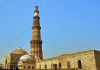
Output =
[
  {"x1": 78, "y1": 60, "x2": 82, "y2": 69},
  {"x1": 45, "y1": 64, "x2": 47, "y2": 69}
]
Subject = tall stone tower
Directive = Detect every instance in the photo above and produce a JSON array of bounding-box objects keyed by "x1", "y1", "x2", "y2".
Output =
[{"x1": 30, "y1": 6, "x2": 43, "y2": 60}]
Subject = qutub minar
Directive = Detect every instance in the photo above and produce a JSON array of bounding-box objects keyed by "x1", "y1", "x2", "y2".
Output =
[
  {"x1": 4, "y1": 6, "x2": 100, "y2": 70},
  {"x1": 30, "y1": 6, "x2": 43, "y2": 60}
]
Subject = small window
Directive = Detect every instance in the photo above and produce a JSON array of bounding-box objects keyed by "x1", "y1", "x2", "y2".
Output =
[{"x1": 78, "y1": 60, "x2": 82, "y2": 69}]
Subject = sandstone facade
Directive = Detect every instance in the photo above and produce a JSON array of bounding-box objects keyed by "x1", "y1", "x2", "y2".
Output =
[{"x1": 36, "y1": 50, "x2": 100, "y2": 70}]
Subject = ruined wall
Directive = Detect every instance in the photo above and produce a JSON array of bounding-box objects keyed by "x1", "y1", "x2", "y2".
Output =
[
  {"x1": 36, "y1": 50, "x2": 98, "y2": 70},
  {"x1": 36, "y1": 60, "x2": 59, "y2": 69},
  {"x1": 94, "y1": 50, "x2": 100, "y2": 70},
  {"x1": 59, "y1": 50, "x2": 97, "y2": 70}
]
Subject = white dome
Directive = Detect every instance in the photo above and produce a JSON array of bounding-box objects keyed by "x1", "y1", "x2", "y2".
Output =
[{"x1": 20, "y1": 54, "x2": 33, "y2": 61}]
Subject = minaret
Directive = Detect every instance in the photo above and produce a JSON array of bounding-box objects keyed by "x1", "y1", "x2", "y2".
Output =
[{"x1": 30, "y1": 6, "x2": 43, "y2": 60}]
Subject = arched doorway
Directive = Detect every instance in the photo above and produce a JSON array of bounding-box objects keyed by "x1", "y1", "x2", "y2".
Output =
[
  {"x1": 53, "y1": 64, "x2": 57, "y2": 70},
  {"x1": 78, "y1": 60, "x2": 82, "y2": 69},
  {"x1": 67, "y1": 61, "x2": 70, "y2": 69},
  {"x1": 59, "y1": 63, "x2": 61, "y2": 69},
  {"x1": 45, "y1": 64, "x2": 47, "y2": 69}
]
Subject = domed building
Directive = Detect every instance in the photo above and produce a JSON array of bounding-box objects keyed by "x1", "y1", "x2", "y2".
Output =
[
  {"x1": 4, "y1": 47, "x2": 28, "y2": 69},
  {"x1": 18, "y1": 54, "x2": 34, "y2": 70},
  {"x1": 11, "y1": 47, "x2": 27, "y2": 55}
]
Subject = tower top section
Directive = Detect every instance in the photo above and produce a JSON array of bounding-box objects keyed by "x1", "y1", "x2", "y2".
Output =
[
  {"x1": 35, "y1": 6, "x2": 39, "y2": 12},
  {"x1": 34, "y1": 6, "x2": 39, "y2": 17}
]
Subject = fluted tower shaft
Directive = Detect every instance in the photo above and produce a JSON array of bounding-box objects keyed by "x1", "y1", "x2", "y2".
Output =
[{"x1": 30, "y1": 6, "x2": 43, "y2": 60}]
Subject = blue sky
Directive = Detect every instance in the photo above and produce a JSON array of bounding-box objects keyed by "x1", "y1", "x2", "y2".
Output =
[{"x1": 0, "y1": 0, "x2": 100, "y2": 63}]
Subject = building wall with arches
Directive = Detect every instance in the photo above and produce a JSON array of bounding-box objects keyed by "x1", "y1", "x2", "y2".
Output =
[{"x1": 36, "y1": 50, "x2": 100, "y2": 70}]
